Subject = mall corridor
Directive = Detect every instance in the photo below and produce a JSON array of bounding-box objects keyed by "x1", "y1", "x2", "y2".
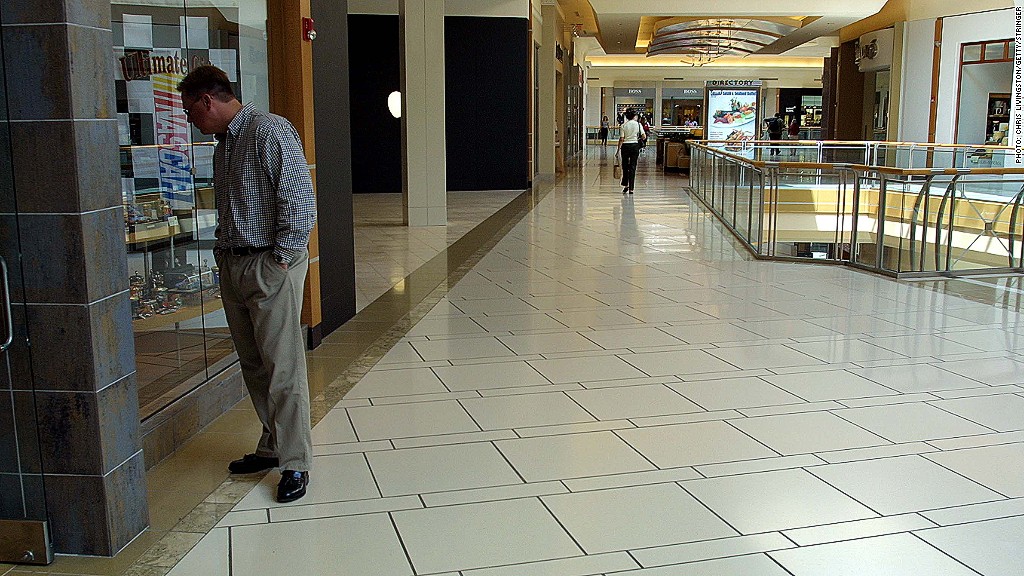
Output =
[{"x1": 154, "y1": 149, "x2": 1024, "y2": 576}]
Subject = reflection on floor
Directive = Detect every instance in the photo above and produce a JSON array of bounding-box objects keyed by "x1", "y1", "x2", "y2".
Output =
[
  {"x1": 354, "y1": 191, "x2": 522, "y2": 311},
  {"x1": 30, "y1": 146, "x2": 1024, "y2": 575}
]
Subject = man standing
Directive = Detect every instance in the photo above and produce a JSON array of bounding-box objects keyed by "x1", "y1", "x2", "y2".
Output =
[
  {"x1": 178, "y1": 65, "x2": 316, "y2": 503},
  {"x1": 766, "y1": 112, "x2": 785, "y2": 157}
]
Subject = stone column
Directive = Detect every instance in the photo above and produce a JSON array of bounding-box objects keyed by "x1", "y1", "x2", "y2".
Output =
[
  {"x1": 654, "y1": 82, "x2": 664, "y2": 128},
  {"x1": 400, "y1": 0, "x2": 446, "y2": 226},
  {"x1": 0, "y1": 0, "x2": 147, "y2": 555},
  {"x1": 537, "y1": 3, "x2": 558, "y2": 174}
]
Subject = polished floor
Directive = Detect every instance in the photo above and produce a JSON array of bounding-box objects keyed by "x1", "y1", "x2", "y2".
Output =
[{"x1": 15, "y1": 147, "x2": 1024, "y2": 575}]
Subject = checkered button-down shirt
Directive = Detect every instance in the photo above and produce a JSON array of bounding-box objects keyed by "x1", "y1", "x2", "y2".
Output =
[{"x1": 214, "y1": 102, "x2": 316, "y2": 263}]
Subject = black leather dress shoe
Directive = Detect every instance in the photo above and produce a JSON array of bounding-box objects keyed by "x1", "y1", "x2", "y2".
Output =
[
  {"x1": 277, "y1": 470, "x2": 309, "y2": 503},
  {"x1": 228, "y1": 454, "x2": 279, "y2": 474}
]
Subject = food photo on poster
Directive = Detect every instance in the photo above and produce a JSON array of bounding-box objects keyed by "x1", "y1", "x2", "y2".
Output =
[{"x1": 706, "y1": 88, "x2": 759, "y2": 152}]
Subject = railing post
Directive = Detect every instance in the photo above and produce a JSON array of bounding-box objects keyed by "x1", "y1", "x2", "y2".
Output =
[{"x1": 875, "y1": 174, "x2": 888, "y2": 271}]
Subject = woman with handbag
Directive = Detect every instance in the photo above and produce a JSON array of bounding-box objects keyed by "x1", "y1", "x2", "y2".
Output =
[{"x1": 618, "y1": 108, "x2": 643, "y2": 194}]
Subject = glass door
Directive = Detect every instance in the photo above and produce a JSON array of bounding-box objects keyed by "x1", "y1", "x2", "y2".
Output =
[{"x1": 0, "y1": 0, "x2": 52, "y2": 562}]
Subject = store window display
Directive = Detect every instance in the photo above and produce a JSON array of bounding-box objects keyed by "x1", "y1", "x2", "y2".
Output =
[{"x1": 112, "y1": 0, "x2": 269, "y2": 418}]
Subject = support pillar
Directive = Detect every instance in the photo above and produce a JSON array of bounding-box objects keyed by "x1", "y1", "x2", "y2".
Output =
[
  {"x1": 0, "y1": 0, "x2": 147, "y2": 555},
  {"x1": 537, "y1": 3, "x2": 558, "y2": 175},
  {"x1": 401, "y1": 0, "x2": 446, "y2": 226}
]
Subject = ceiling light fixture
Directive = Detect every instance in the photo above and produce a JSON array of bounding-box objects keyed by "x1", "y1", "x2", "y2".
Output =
[{"x1": 648, "y1": 18, "x2": 796, "y2": 65}]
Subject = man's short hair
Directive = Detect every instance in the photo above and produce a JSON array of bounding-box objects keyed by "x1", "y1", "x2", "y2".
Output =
[
  {"x1": 177, "y1": 65, "x2": 236, "y2": 101},
  {"x1": 625, "y1": 108, "x2": 636, "y2": 120}
]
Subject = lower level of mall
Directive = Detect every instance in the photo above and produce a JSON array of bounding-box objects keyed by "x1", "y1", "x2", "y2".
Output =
[{"x1": 18, "y1": 147, "x2": 1024, "y2": 576}]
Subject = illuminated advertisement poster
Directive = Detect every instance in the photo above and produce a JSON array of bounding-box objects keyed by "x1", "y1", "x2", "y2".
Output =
[{"x1": 706, "y1": 88, "x2": 759, "y2": 146}]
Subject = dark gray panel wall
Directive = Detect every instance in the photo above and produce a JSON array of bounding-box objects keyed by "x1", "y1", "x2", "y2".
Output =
[
  {"x1": 348, "y1": 14, "x2": 530, "y2": 193},
  {"x1": 312, "y1": 0, "x2": 356, "y2": 337}
]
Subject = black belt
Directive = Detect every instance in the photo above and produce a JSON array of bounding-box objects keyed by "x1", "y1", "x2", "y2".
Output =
[{"x1": 225, "y1": 246, "x2": 273, "y2": 256}]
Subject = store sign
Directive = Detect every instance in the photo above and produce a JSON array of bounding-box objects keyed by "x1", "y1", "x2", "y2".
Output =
[
  {"x1": 856, "y1": 28, "x2": 894, "y2": 73},
  {"x1": 628, "y1": 89, "x2": 642, "y2": 94},
  {"x1": 120, "y1": 50, "x2": 209, "y2": 82},
  {"x1": 705, "y1": 80, "x2": 762, "y2": 87},
  {"x1": 680, "y1": 88, "x2": 702, "y2": 98}
]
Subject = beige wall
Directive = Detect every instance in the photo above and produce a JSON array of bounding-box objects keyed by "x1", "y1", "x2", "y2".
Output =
[{"x1": 840, "y1": 0, "x2": 1013, "y2": 41}]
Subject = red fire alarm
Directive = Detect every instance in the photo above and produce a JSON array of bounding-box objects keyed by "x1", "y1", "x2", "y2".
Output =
[{"x1": 303, "y1": 17, "x2": 316, "y2": 41}]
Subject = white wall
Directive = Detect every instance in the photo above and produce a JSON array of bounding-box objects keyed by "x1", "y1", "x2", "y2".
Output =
[
  {"x1": 934, "y1": 8, "x2": 1014, "y2": 144},
  {"x1": 956, "y1": 62, "x2": 1012, "y2": 144},
  {"x1": 585, "y1": 86, "x2": 602, "y2": 127},
  {"x1": 897, "y1": 17, "x2": 934, "y2": 142}
]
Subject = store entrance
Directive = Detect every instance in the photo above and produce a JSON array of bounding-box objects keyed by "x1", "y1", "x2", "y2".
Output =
[{"x1": 0, "y1": 3, "x2": 53, "y2": 563}]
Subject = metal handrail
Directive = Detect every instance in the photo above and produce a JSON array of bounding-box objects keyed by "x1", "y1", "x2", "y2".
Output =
[{"x1": 688, "y1": 140, "x2": 1024, "y2": 277}]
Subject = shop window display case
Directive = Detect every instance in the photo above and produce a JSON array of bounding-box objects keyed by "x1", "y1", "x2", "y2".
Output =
[{"x1": 114, "y1": 0, "x2": 269, "y2": 420}]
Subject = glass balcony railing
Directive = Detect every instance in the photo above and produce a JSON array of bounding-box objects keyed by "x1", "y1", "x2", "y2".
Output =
[{"x1": 689, "y1": 140, "x2": 1024, "y2": 277}]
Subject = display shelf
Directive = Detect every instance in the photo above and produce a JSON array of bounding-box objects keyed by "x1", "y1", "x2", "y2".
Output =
[{"x1": 986, "y1": 93, "x2": 1010, "y2": 145}]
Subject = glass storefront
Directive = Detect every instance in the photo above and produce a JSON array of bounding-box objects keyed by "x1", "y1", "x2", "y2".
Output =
[
  {"x1": 112, "y1": 0, "x2": 269, "y2": 419},
  {"x1": 661, "y1": 88, "x2": 703, "y2": 126}
]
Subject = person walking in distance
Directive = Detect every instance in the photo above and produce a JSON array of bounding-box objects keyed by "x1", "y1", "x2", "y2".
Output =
[
  {"x1": 766, "y1": 112, "x2": 785, "y2": 156},
  {"x1": 618, "y1": 108, "x2": 643, "y2": 194},
  {"x1": 178, "y1": 65, "x2": 316, "y2": 503},
  {"x1": 600, "y1": 115, "x2": 610, "y2": 146}
]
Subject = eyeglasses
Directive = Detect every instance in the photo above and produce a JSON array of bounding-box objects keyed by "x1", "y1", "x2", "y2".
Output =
[{"x1": 183, "y1": 94, "x2": 205, "y2": 119}]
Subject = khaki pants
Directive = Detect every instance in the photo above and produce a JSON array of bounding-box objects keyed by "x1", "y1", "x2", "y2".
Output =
[{"x1": 216, "y1": 248, "x2": 312, "y2": 472}]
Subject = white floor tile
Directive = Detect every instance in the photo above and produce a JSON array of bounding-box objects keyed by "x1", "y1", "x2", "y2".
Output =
[
  {"x1": 782, "y1": 513, "x2": 936, "y2": 546},
  {"x1": 232, "y1": 513, "x2": 412, "y2": 575},
  {"x1": 460, "y1": 391, "x2": 596, "y2": 430},
  {"x1": 495, "y1": 431, "x2": 656, "y2": 482},
  {"x1": 630, "y1": 533, "x2": 795, "y2": 569},
  {"x1": 669, "y1": 377, "x2": 805, "y2": 410},
  {"x1": 167, "y1": 528, "x2": 228, "y2": 576},
  {"x1": 659, "y1": 322, "x2": 765, "y2": 344},
  {"x1": 472, "y1": 313, "x2": 570, "y2": 332},
  {"x1": 925, "y1": 442, "x2": 1024, "y2": 497},
  {"x1": 567, "y1": 384, "x2": 703, "y2": 420},
  {"x1": 620, "y1": 349, "x2": 739, "y2": 376},
  {"x1": 497, "y1": 332, "x2": 603, "y2": 355},
  {"x1": 917, "y1": 515, "x2": 1024, "y2": 576},
  {"x1": 864, "y1": 334, "x2": 981, "y2": 358},
  {"x1": 618, "y1": 421, "x2": 777, "y2": 468},
  {"x1": 769, "y1": 533, "x2": 979, "y2": 576},
  {"x1": 735, "y1": 318, "x2": 839, "y2": 339},
  {"x1": 411, "y1": 337, "x2": 516, "y2": 361},
  {"x1": 233, "y1": 453, "x2": 380, "y2": 510},
  {"x1": 543, "y1": 483, "x2": 736, "y2": 554},
  {"x1": 393, "y1": 498, "x2": 581, "y2": 574},
  {"x1": 683, "y1": 468, "x2": 877, "y2": 533},
  {"x1": 528, "y1": 355, "x2": 648, "y2": 383},
  {"x1": 849, "y1": 364, "x2": 983, "y2": 393},
  {"x1": 705, "y1": 343, "x2": 824, "y2": 370},
  {"x1": 547, "y1": 308, "x2": 650, "y2": 328},
  {"x1": 348, "y1": 400, "x2": 480, "y2": 441},
  {"x1": 808, "y1": 455, "x2": 1003, "y2": 515},
  {"x1": 366, "y1": 442, "x2": 522, "y2": 496},
  {"x1": 406, "y1": 316, "x2": 487, "y2": 337},
  {"x1": 432, "y1": 360, "x2": 552, "y2": 391},
  {"x1": 579, "y1": 327, "x2": 685, "y2": 349},
  {"x1": 311, "y1": 409, "x2": 358, "y2": 445},
  {"x1": 346, "y1": 367, "x2": 448, "y2": 398},
  {"x1": 761, "y1": 370, "x2": 897, "y2": 401},
  {"x1": 835, "y1": 403, "x2": 994, "y2": 443},
  {"x1": 729, "y1": 411, "x2": 889, "y2": 455},
  {"x1": 623, "y1": 305, "x2": 717, "y2": 323},
  {"x1": 935, "y1": 356, "x2": 1024, "y2": 386},
  {"x1": 787, "y1": 338, "x2": 908, "y2": 363},
  {"x1": 930, "y1": 394, "x2": 1024, "y2": 432}
]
